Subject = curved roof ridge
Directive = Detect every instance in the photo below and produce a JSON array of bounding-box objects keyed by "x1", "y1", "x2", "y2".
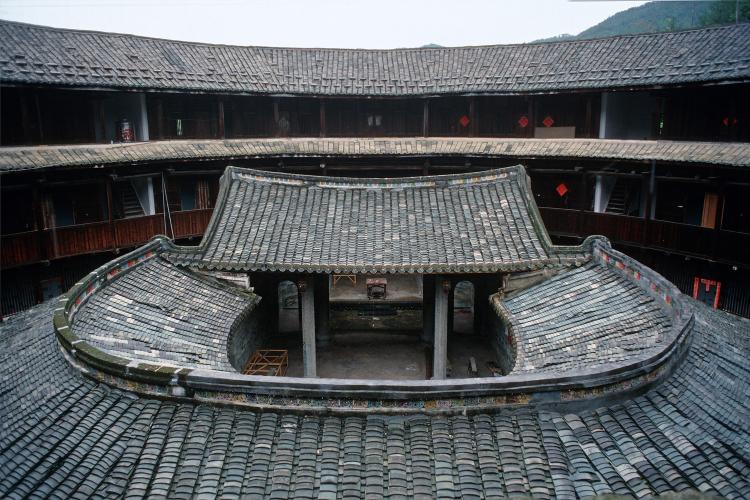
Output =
[
  {"x1": 166, "y1": 164, "x2": 590, "y2": 274},
  {"x1": 0, "y1": 17, "x2": 747, "y2": 51},
  {"x1": 2, "y1": 19, "x2": 748, "y2": 95},
  {"x1": 226, "y1": 164, "x2": 524, "y2": 187}
]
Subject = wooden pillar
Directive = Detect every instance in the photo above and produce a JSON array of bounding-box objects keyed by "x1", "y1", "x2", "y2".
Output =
[
  {"x1": 319, "y1": 99, "x2": 326, "y2": 137},
  {"x1": 643, "y1": 160, "x2": 656, "y2": 246},
  {"x1": 273, "y1": 98, "x2": 281, "y2": 137},
  {"x1": 217, "y1": 99, "x2": 225, "y2": 139},
  {"x1": 156, "y1": 99, "x2": 165, "y2": 140},
  {"x1": 469, "y1": 97, "x2": 477, "y2": 136},
  {"x1": 19, "y1": 89, "x2": 33, "y2": 144},
  {"x1": 433, "y1": 277, "x2": 450, "y2": 380},
  {"x1": 422, "y1": 275, "x2": 435, "y2": 344},
  {"x1": 422, "y1": 99, "x2": 430, "y2": 137},
  {"x1": 422, "y1": 160, "x2": 430, "y2": 177},
  {"x1": 314, "y1": 274, "x2": 330, "y2": 347},
  {"x1": 447, "y1": 281, "x2": 455, "y2": 338},
  {"x1": 472, "y1": 278, "x2": 484, "y2": 337},
  {"x1": 527, "y1": 96, "x2": 535, "y2": 138},
  {"x1": 106, "y1": 176, "x2": 116, "y2": 249},
  {"x1": 31, "y1": 183, "x2": 47, "y2": 261},
  {"x1": 298, "y1": 276, "x2": 317, "y2": 377},
  {"x1": 711, "y1": 183, "x2": 725, "y2": 260},
  {"x1": 577, "y1": 170, "x2": 588, "y2": 234},
  {"x1": 34, "y1": 93, "x2": 45, "y2": 144}
]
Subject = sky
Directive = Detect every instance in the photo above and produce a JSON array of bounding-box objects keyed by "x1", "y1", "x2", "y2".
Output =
[{"x1": 0, "y1": 0, "x2": 648, "y2": 48}]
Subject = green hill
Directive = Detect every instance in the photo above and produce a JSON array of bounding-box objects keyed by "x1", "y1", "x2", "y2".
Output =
[{"x1": 533, "y1": 1, "x2": 749, "y2": 43}]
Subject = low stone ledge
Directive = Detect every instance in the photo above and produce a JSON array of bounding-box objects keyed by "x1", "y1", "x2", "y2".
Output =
[{"x1": 55, "y1": 237, "x2": 694, "y2": 414}]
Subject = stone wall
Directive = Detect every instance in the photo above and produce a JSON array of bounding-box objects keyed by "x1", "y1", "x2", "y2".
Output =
[{"x1": 226, "y1": 306, "x2": 264, "y2": 372}]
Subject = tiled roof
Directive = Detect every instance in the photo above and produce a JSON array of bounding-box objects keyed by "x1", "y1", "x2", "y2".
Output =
[
  {"x1": 2, "y1": 137, "x2": 749, "y2": 173},
  {"x1": 1, "y1": 20, "x2": 749, "y2": 95},
  {"x1": 501, "y1": 261, "x2": 673, "y2": 374},
  {"x1": 169, "y1": 165, "x2": 577, "y2": 274},
  {"x1": 1, "y1": 297, "x2": 749, "y2": 497},
  {"x1": 71, "y1": 257, "x2": 257, "y2": 370}
]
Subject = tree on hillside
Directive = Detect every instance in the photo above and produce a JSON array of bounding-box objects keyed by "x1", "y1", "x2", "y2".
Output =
[{"x1": 701, "y1": 0, "x2": 750, "y2": 25}]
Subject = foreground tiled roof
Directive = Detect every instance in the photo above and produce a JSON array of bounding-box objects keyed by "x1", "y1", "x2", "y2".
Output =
[
  {"x1": 502, "y1": 261, "x2": 673, "y2": 374},
  {"x1": 169, "y1": 165, "x2": 570, "y2": 274},
  {"x1": 71, "y1": 257, "x2": 256, "y2": 370},
  {"x1": 2, "y1": 138, "x2": 749, "y2": 173},
  {"x1": 1, "y1": 296, "x2": 748, "y2": 497},
  {"x1": 1, "y1": 20, "x2": 749, "y2": 95}
]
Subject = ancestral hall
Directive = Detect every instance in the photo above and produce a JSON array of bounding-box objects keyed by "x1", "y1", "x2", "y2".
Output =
[{"x1": 1, "y1": 20, "x2": 750, "y2": 498}]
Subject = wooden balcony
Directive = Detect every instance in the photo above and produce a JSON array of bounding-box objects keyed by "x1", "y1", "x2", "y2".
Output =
[
  {"x1": 539, "y1": 207, "x2": 750, "y2": 267},
  {"x1": 1, "y1": 208, "x2": 213, "y2": 269},
  {"x1": 4, "y1": 207, "x2": 748, "y2": 270},
  {"x1": 1, "y1": 231, "x2": 42, "y2": 268},
  {"x1": 172, "y1": 208, "x2": 214, "y2": 238}
]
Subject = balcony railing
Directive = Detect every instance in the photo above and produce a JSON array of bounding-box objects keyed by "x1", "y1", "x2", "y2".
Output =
[
  {"x1": 3, "y1": 207, "x2": 748, "y2": 269},
  {"x1": 538, "y1": 207, "x2": 750, "y2": 267},
  {"x1": 1, "y1": 208, "x2": 213, "y2": 269}
]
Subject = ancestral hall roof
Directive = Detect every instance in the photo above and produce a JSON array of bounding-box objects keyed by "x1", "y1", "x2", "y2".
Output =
[
  {"x1": 1, "y1": 19, "x2": 749, "y2": 95},
  {"x1": 1, "y1": 296, "x2": 749, "y2": 497},
  {"x1": 2, "y1": 137, "x2": 750, "y2": 173},
  {"x1": 72, "y1": 257, "x2": 257, "y2": 371},
  {"x1": 168, "y1": 165, "x2": 585, "y2": 273},
  {"x1": 501, "y1": 261, "x2": 673, "y2": 374}
]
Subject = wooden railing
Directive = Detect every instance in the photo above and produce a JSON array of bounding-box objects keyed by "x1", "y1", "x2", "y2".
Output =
[
  {"x1": 172, "y1": 208, "x2": 213, "y2": 238},
  {"x1": 1, "y1": 208, "x2": 213, "y2": 269},
  {"x1": 4, "y1": 207, "x2": 748, "y2": 269},
  {"x1": 1, "y1": 231, "x2": 42, "y2": 268},
  {"x1": 114, "y1": 214, "x2": 167, "y2": 248},
  {"x1": 538, "y1": 207, "x2": 750, "y2": 266}
]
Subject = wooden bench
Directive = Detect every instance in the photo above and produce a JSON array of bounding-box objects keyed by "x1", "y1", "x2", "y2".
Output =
[{"x1": 242, "y1": 349, "x2": 289, "y2": 376}]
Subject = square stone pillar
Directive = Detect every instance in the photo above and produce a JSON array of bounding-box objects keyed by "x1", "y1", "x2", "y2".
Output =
[
  {"x1": 298, "y1": 276, "x2": 317, "y2": 378},
  {"x1": 433, "y1": 277, "x2": 450, "y2": 380},
  {"x1": 314, "y1": 274, "x2": 330, "y2": 347},
  {"x1": 422, "y1": 275, "x2": 435, "y2": 344}
]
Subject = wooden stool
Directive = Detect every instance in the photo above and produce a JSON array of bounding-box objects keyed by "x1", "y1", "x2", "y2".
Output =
[{"x1": 242, "y1": 349, "x2": 289, "y2": 376}]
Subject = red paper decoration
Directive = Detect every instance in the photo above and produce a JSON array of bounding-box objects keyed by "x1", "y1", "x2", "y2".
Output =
[
  {"x1": 459, "y1": 115, "x2": 470, "y2": 128},
  {"x1": 556, "y1": 183, "x2": 568, "y2": 197},
  {"x1": 542, "y1": 115, "x2": 555, "y2": 128},
  {"x1": 518, "y1": 115, "x2": 529, "y2": 128}
]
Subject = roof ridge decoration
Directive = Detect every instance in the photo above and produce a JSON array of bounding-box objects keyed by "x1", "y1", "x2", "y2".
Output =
[
  {"x1": 165, "y1": 164, "x2": 594, "y2": 274},
  {"x1": 2, "y1": 19, "x2": 749, "y2": 95}
]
